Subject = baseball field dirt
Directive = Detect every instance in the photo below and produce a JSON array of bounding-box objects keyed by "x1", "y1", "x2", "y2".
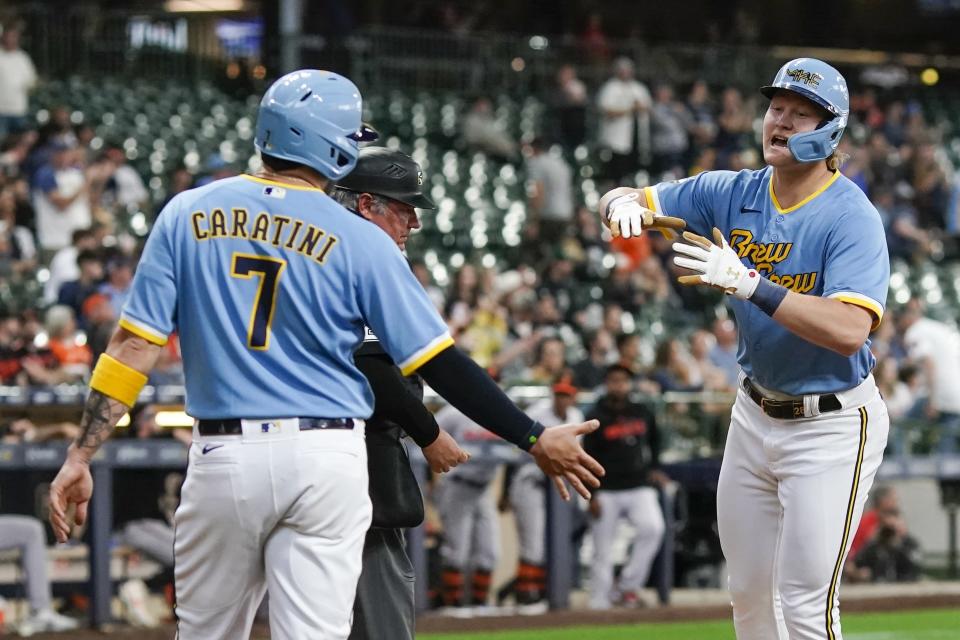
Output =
[{"x1": 17, "y1": 591, "x2": 960, "y2": 639}]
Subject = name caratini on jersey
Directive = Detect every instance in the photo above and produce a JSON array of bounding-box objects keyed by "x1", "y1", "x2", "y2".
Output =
[{"x1": 190, "y1": 208, "x2": 339, "y2": 265}]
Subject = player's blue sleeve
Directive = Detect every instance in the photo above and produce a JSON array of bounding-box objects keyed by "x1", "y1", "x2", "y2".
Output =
[
  {"x1": 354, "y1": 232, "x2": 453, "y2": 375},
  {"x1": 821, "y1": 209, "x2": 889, "y2": 331},
  {"x1": 118, "y1": 201, "x2": 179, "y2": 345},
  {"x1": 644, "y1": 170, "x2": 739, "y2": 235}
]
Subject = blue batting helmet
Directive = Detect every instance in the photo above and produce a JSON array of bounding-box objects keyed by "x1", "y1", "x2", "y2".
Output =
[
  {"x1": 254, "y1": 69, "x2": 378, "y2": 180},
  {"x1": 760, "y1": 58, "x2": 849, "y2": 163}
]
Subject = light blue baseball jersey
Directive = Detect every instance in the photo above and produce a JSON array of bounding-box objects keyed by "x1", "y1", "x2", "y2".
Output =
[
  {"x1": 120, "y1": 175, "x2": 454, "y2": 419},
  {"x1": 644, "y1": 167, "x2": 889, "y2": 395}
]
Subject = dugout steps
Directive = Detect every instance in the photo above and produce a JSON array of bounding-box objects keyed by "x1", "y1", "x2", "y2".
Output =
[{"x1": 0, "y1": 544, "x2": 164, "y2": 596}]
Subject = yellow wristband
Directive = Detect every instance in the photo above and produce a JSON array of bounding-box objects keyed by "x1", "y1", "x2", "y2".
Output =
[{"x1": 89, "y1": 354, "x2": 148, "y2": 407}]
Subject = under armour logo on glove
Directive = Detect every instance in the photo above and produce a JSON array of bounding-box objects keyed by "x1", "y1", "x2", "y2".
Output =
[{"x1": 672, "y1": 228, "x2": 761, "y2": 300}]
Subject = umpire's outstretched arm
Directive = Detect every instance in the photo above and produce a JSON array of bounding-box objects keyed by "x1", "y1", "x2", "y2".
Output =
[
  {"x1": 418, "y1": 345, "x2": 604, "y2": 500},
  {"x1": 356, "y1": 352, "x2": 440, "y2": 447},
  {"x1": 356, "y1": 352, "x2": 469, "y2": 472}
]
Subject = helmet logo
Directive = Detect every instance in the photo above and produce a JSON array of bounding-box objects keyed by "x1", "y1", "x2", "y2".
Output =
[
  {"x1": 785, "y1": 68, "x2": 823, "y2": 87},
  {"x1": 417, "y1": 170, "x2": 423, "y2": 186},
  {"x1": 383, "y1": 163, "x2": 408, "y2": 178}
]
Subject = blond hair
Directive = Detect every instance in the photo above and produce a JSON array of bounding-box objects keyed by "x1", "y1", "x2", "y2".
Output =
[{"x1": 826, "y1": 151, "x2": 849, "y2": 172}]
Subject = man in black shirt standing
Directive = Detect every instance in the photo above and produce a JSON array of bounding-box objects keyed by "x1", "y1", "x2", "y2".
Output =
[
  {"x1": 332, "y1": 148, "x2": 470, "y2": 639},
  {"x1": 584, "y1": 364, "x2": 668, "y2": 610}
]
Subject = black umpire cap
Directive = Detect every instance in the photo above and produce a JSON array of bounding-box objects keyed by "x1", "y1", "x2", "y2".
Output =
[{"x1": 335, "y1": 147, "x2": 436, "y2": 209}]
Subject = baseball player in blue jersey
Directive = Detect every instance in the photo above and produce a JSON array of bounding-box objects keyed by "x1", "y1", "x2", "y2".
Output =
[
  {"x1": 46, "y1": 69, "x2": 603, "y2": 640},
  {"x1": 599, "y1": 59, "x2": 889, "y2": 639}
]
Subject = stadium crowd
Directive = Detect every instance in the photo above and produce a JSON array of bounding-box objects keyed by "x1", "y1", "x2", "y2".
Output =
[
  {"x1": 2, "y1": 49, "x2": 957, "y2": 445},
  {"x1": 2, "y1": 25, "x2": 960, "y2": 627}
]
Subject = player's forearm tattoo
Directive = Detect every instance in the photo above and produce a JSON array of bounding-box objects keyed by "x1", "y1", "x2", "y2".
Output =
[{"x1": 75, "y1": 390, "x2": 126, "y2": 452}]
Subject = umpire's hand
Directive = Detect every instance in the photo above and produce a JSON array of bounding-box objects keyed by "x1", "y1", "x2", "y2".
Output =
[
  {"x1": 422, "y1": 428, "x2": 470, "y2": 473},
  {"x1": 530, "y1": 420, "x2": 604, "y2": 501}
]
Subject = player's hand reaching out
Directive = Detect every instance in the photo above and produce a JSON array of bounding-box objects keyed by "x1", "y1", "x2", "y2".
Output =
[
  {"x1": 422, "y1": 428, "x2": 470, "y2": 473},
  {"x1": 672, "y1": 227, "x2": 760, "y2": 299},
  {"x1": 530, "y1": 420, "x2": 604, "y2": 501},
  {"x1": 598, "y1": 187, "x2": 686, "y2": 239},
  {"x1": 48, "y1": 455, "x2": 94, "y2": 543}
]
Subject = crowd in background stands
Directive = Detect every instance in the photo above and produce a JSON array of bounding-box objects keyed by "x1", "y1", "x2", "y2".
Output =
[
  {"x1": 0, "y1": 28, "x2": 957, "y2": 617},
  {"x1": 1, "y1": 26, "x2": 959, "y2": 461}
]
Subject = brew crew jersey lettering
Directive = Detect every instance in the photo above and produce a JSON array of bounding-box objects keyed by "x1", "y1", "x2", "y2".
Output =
[
  {"x1": 645, "y1": 167, "x2": 889, "y2": 395},
  {"x1": 119, "y1": 174, "x2": 453, "y2": 419}
]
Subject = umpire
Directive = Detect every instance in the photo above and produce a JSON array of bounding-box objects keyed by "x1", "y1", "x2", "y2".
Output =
[{"x1": 332, "y1": 147, "x2": 470, "y2": 640}]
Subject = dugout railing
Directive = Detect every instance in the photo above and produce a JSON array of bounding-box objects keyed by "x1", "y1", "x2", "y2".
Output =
[{"x1": 2, "y1": 384, "x2": 958, "y2": 628}]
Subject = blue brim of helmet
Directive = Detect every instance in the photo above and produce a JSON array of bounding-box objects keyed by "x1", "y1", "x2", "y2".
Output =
[
  {"x1": 759, "y1": 85, "x2": 838, "y2": 117},
  {"x1": 349, "y1": 123, "x2": 379, "y2": 142}
]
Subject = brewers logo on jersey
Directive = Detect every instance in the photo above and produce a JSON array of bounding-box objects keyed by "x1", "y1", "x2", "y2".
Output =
[{"x1": 643, "y1": 167, "x2": 887, "y2": 395}]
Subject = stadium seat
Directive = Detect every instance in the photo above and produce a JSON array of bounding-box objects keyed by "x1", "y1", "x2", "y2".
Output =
[{"x1": 20, "y1": 75, "x2": 960, "y2": 319}]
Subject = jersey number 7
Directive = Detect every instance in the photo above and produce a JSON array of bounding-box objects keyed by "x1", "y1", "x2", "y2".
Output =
[{"x1": 230, "y1": 253, "x2": 287, "y2": 351}]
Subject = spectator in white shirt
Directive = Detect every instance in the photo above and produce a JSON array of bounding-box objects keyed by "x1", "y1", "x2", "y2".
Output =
[
  {"x1": 44, "y1": 227, "x2": 97, "y2": 304},
  {"x1": 650, "y1": 84, "x2": 693, "y2": 177},
  {"x1": 462, "y1": 97, "x2": 517, "y2": 161},
  {"x1": 100, "y1": 145, "x2": 149, "y2": 212},
  {"x1": 99, "y1": 254, "x2": 135, "y2": 317},
  {"x1": 31, "y1": 142, "x2": 92, "y2": 253},
  {"x1": 0, "y1": 184, "x2": 36, "y2": 269},
  {"x1": 708, "y1": 317, "x2": 739, "y2": 389},
  {"x1": 898, "y1": 299, "x2": 960, "y2": 454},
  {"x1": 0, "y1": 26, "x2": 37, "y2": 138},
  {"x1": 524, "y1": 137, "x2": 574, "y2": 254},
  {"x1": 596, "y1": 57, "x2": 651, "y2": 184}
]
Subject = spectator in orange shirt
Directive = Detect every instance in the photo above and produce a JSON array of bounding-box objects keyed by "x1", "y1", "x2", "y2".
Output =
[
  {"x1": 81, "y1": 292, "x2": 116, "y2": 361},
  {"x1": 44, "y1": 304, "x2": 91, "y2": 379},
  {"x1": 610, "y1": 232, "x2": 651, "y2": 271}
]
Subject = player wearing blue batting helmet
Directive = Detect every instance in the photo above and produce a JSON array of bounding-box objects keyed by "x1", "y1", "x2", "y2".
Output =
[
  {"x1": 254, "y1": 69, "x2": 378, "y2": 180},
  {"x1": 760, "y1": 58, "x2": 849, "y2": 163},
  {"x1": 600, "y1": 53, "x2": 890, "y2": 640}
]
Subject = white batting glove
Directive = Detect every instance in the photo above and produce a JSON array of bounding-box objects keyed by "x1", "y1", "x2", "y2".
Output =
[
  {"x1": 672, "y1": 228, "x2": 760, "y2": 299},
  {"x1": 607, "y1": 192, "x2": 647, "y2": 239},
  {"x1": 598, "y1": 187, "x2": 686, "y2": 239}
]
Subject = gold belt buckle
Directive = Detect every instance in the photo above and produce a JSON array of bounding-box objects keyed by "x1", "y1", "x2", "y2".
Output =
[{"x1": 760, "y1": 396, "x2": 769, "y2": 412}]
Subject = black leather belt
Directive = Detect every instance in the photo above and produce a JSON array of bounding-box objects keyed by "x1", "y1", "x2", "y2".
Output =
[
  {"x1": 197, "y1": 418, "x2": 355, "y2": 436},
  {"x1": 742, "y1": 377, "x2": 841, "y2": 420}
]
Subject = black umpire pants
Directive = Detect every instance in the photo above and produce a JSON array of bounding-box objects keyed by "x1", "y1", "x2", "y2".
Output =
[{"x1": 349, "y1": 527, "x2": 416, "y2": 640}]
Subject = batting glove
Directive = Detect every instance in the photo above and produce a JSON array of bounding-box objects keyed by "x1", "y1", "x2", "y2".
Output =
[
  {"x1": 599, "y1": 188, "x2": 686, "y2": 239},
  {"x1": 672, "y1": 228, "x2": 761, "y2": 300}
]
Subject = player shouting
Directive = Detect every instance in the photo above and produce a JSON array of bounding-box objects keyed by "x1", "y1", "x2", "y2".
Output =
[{"x1": 599, "y1": 58, "x2": 889, "y2": 640}]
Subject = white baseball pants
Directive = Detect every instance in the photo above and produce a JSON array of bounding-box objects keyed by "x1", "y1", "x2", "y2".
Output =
[
  {"x1": 718, "y1": 377, "x2": 888, "y2": 640},
  {"x1": 435, "y1": 477, "x2": 499, "y2": 571},
  {"x1": 508, "y1": 464, "x2": 547, "y2": 564},
  {"x1": 589, "y1": 486, "x2": 665, "y2": 609},
  {"x1": 173, "y1": 418, "x2": 370, "y2": 640}
]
